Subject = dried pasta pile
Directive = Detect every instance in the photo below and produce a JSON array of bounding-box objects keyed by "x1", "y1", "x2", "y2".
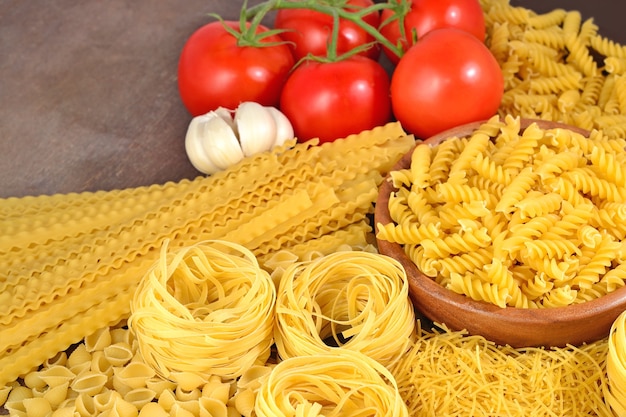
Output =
[
  {"x1": 392, "y1": 322, "x2": 614, "y2": 417},
  {"x1": 273, "y1": 251, "x2": 416, "y2": 369},
  {"x1": 482, "y1": 0, "x2": 626, "y2": 137},
  {"x1": 254, "y1": 351, "x2": 408, "y2": 417},
  {"x1": 5, "y1": 1, "x2": 626, "y2": 416},
  {"x1": 378, "y1": 115, "x2": 626, "y2": 308},
  {"x1": 129, "y1": 240, "x2": 276, "y2": 384},
  {"x1": 607, "y1": 310, "x2": 626, "y2": 415},
  {"x1": 0, "y1": 122, "x2": 414, "y2": 388}
]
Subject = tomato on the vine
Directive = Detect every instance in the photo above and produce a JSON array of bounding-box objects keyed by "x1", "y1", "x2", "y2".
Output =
[
  {"x1": 280, "y1": 56, "x2": 392, "y2": 143},
  {"x1": 274, "y1": 0, "x2": 381, "y2": 61},
  {"x1": 380, "y1": 0, "x2": 486, "y2": 64},
  {"x1": 391, "y1": 28, "x2": 504, "y2": 139},
  {"x1": 177, "y1": 20, "x2": 295, "y2": 116}
]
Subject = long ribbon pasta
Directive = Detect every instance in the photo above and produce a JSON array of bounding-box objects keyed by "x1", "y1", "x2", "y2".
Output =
[
  {"x1": 274, "y1": 251, "x2": 415, "y2": 369},
  {"x1": 254, "y1": 350, "x2": 408, "y2": 417},
  {"x1": 129, "y1": 240, "x2": 275, "y2": 383}
]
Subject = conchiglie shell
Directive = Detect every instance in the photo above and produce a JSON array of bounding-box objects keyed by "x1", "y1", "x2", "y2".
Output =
[
  {"x1": 103, "y1": 342, "x2": 134, "y2": 367},
  {"x1": 22, "y1": 397, "x2": 53, "y2": 417},
  {"x1": 74, "y1": 392, "x2": 97, "y2": 417},
  {"x1": 145, "y1": 377, "x2": 176, "y2": 399},
  {"x1": 38, "y1": 365, "x2": 76, "y2": 387},
  {"x1": 23, "y1": 370, "x2": 47, "y2": 389},
  {"x1": 44, "y1": 351, "x2": 68, "y2": 368},
  {"x1": 199, "y1": 396, "x2": 229, "y2": 417},
  {"x1": 0, "y1": 385, "x2": 11, "y2": 406},
  {"x1": 70, "y1": 371, "x2": 108, "y2": 396},
  {"x1": 175, "y1": 386, "x2": 201, "y2": 402},
  {"x1": 201, "y1": 380, "x2": 231, "y2": 404},
  {"x1": 170, "y1": 403, "x2": 197, "y2": 417},
  {"x1": 113, "y1": 362, "x2": 155, "y2": 389},
  {"x1": 67, "y1": 345, "x2": 92, "y2": 372},
  {"x1": 91, "y1": 351, "x2": 114, "y2": 379},
  {"x1": 43, "y1": 381, "x2": 70, "y2": 407},
  {"x1": 137, "y1": 402, "x2": 169, "y2": 417},
  {"x1": 226, "y1": 405, "x2": 241, "y2": 417},
  {"x1": 110, "y1": 328, "x2": 133, "y2": 346},
  {"x1": 107, "y1": 397, "x2": 139, "y2": 417},
  {"x1": 93, "y1": 389, "x2": 122, "y2": 412},
  {"x1": 170, "y1": 371, "x2": 207, "y2": 392},
  {"x1": 7, "y1": 386, "x2": 33, "y2": 402},
  {"x1": 51, "y1": 405, "x2": 79, "y2": 417},
  {"x1": 233, "y1": 389, "x2": 255, "y2": 417},
  {"x1": 157, "y1": 389, "x2": 176, "y2": 412},
  {"x1": 124, "y1": 388, "x2": 156, "y2": 409},
  {"x1": 177, "y1": 399, "x2": 200, "y2": 416},
  {"x1": 3, "y1": 400, "x2": 27, "y2": 417},
  {"x1": 84, "y1": 327, "x2": 112, "y2": 352},
  {"x1": 236, "y1": 365, "x2": 272, "y2": 390}
]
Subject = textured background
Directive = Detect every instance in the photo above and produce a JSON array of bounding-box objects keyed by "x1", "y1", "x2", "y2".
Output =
[{"x1": 0, "y1": 0, "x2": 624, "y2": 198}]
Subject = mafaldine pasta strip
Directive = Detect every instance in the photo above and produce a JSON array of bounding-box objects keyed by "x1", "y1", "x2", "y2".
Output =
[
  {"x1": 0, "y1": 122, "x2": 414, "y2": 388},
  {"x1": 0, "y1": 182, "x2": 193, "y2": 254}
]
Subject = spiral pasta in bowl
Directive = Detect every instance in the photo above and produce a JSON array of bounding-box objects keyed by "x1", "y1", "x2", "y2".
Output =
[{"x1": 375, "y1": 115, "x2": 626, "y2": 348}]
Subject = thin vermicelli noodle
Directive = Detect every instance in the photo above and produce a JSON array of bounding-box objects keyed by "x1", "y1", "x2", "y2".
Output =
[
  {"x1": 274, "y1": 251, "x2": 415, "y2": 369},
  {"x1": 607, "y1": 310, "x2": 626, "y2": 415},
  {"x1": 254, "y1": 350, "x2": 409, "y2": 417},
  {"x1": 129, "y1": 240, "x2": 275, "y2": 384}
]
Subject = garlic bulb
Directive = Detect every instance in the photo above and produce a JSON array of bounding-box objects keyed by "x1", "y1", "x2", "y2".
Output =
[{"x1": 185, "y1": 102, "x2": 295, "y2": 174}]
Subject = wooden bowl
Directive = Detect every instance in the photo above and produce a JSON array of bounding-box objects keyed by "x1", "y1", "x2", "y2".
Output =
[{"x1": 375, "y1": 118, "x2": 626, "y2": 348}]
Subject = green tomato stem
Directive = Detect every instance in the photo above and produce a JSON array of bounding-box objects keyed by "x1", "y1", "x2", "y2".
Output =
[{"x1": 243, "y1": 0, "x2": 406, "y2": 60}]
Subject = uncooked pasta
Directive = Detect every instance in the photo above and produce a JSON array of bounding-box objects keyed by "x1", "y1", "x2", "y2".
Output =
[
  {"x1": 606, "y1": 310, "x2": 626, "y2": 415},
  {"x1": 392, "y1": 322, "x2": 614, "y2": 417},
  {"x1": 254, "y1": 350, "x2": 408, "y2": 417},
  {"x1": 129, "y1": 239, "x2": 276, "y2": 384},
  {"x1": 274, "y1": 251, "x2": 415, "y2": 369},
  {"x1": 378, "y1": 115, "x2": 626, "y2": 308}
]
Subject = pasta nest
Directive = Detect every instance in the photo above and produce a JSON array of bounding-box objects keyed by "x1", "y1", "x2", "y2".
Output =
[
  {"x1": 129, "y1": 240, "x2": 276, "y2": 384},
  {"x1": 274, "y1": 251, "x2": 415, "y2": 369},
  {"x1": 254, "y1": 350, "x2": 409, "y2": 417}
]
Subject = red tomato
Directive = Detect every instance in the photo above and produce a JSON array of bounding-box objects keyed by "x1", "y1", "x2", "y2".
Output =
[
  {"x1": 390, "y1": 28, "x2": 503, "y2": 139},
  {"x1": 280, "y1": 56, "x2": 392, "y2": 143},
  {"x1": 177, "y1": 21, "x2": 295, "y2": 116},
  {"x1": 380, "y1": 0, "x2": 485, "y2": 64},
  {"x1": 274, "y1": 0, "x2": 381, "y2": 61}
]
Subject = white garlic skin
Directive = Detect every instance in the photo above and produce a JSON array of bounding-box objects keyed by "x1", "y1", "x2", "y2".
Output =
[{"x1": 185, "y1": 102, "x2": 295, "y2": 175}]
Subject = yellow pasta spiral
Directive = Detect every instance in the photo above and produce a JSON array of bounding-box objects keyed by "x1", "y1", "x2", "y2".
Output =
[
  {"x1": 129, "y1": 239, "x2": 275, "y2": 383},
  {"x1": 254, "y1": 350, "x2": 408, "y2": 417},
  {"x1": 274, "y1": 251, "x2": 415, "y2": 370}
]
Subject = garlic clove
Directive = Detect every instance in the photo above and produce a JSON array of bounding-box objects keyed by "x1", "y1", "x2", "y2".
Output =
[
  {"x1": 235, "y1": 102, "x2": 277, "y2": 157},
  {"x1": 200, "y1": 113, "x2": 245, "y2": 170},
  {"x1": 185, "y1": 113, "x2": 222, "y2": 174},
  {"x1": 214, "y1": 106, "x2": 236, "y2": 130},
  {"x1": 266, "y1": 106, "x2": 295, "y2": 146}
]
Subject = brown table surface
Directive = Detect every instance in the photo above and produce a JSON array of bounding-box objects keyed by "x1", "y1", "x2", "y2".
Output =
[{"x1": 1, "y1": 0, "x2": 625, "y2": 199}]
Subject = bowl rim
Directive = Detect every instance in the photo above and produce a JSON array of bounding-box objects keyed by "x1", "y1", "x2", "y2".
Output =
[{"x1": 375, "y1": 117, "x2": 626, "y2": 347}]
